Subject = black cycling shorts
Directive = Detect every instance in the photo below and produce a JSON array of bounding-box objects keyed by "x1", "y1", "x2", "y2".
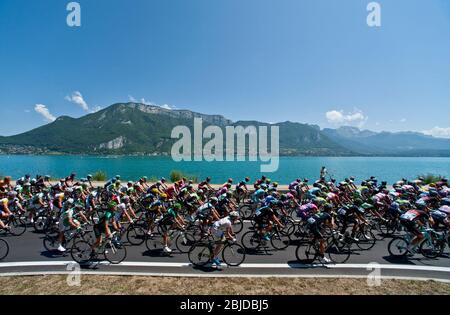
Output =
[
  {"x1": 308, "y1": 224, "x2": 323, "y2": 239},
  {"x1": 93, "y1": 223, "x2": 106, "y2": 238},
  {"x1": 400, "y1": 219, "x2": 420, "y2": 236}
]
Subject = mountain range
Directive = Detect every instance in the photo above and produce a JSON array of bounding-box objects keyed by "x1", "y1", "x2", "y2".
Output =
[{"x1": 0, "y1": 102, "x2": 449, "y2": 156}]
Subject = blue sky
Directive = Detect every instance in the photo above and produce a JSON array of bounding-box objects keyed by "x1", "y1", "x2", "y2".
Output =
[{"x1": 0, "y1": 0, "x2": 449, "y2": 137}]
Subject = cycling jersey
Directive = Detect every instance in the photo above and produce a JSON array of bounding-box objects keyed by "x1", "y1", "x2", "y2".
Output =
[
  {"x1": 252, "y1": 189, "x2": 265, "y2": 203},
  {"x1": 400, "y1": 210, "x2": 428, "y2": 222},
  {"x1": 196, "y1": 202, "x2": 214, "y2": 217}
]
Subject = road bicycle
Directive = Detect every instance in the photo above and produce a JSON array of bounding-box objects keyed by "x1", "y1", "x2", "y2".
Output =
[
  {"x1": 388, "y1": 226, "x2": 443, "y2": 258},
  {"x1": 0, "y1": 213, "x2": 27, "y2": 236},
  {"x1": 145, "y1": 226, "x2": 197, "y2": 254},
  {"x1": 71, "y1": 232, "x2": 127, "y2": 264},
  {"x1": 43, "y1": 224, "x2": 94, "y2": 252},
  {"x1": 295, "y1": 230, "x2": 352, "y2": 264},
  {"x1": 241, "y1": 225, "x2": 291, "y2": 252},
  {"x1": 0, "y1": 238, "x2": 9, "y2": 260},
  {"x1": 188, "y1": 237, "x2": 246, "y2": 267}
]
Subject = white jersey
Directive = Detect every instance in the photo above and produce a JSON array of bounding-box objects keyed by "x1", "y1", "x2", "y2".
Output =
[{"x1": 212, "y1": 217, "x2": 232, "y2": 232}]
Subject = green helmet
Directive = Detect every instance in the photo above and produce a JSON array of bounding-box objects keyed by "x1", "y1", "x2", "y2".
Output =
[
  {"x1": 173, "y1": 203, "x2": 182, "y2": 210},
  {"x1": 108, "y1": 201, "x2": 118, "y2": 210}
]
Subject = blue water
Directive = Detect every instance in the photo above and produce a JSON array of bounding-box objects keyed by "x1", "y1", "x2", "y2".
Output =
[{"x1": 0, "y1": 155, "x2": 449, "y2": 184}]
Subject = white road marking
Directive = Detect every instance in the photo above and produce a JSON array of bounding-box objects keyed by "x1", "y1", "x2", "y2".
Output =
[{"x1": 0, "y1": 261, "x2": 449, "y2": 273}]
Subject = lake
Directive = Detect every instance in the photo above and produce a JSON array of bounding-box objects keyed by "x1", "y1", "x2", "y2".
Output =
[{"x1": 0, "y1": 155, "x2": 449, "y2": 184}]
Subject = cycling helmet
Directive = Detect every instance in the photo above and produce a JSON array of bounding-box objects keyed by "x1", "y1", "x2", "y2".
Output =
[
  {"x1": 197, "y1": 189, "x2": 204, "y2": 195},
  {"x1": 87, "y1": 174, "x2": 93, "y2": 180},
  {"x1": 66, "y1": 198, "x2": 75, "y2": 205},
  {"x1": 229, "y1": 211, "x2": 239, "y2": 219},
  {"x1": 280, "y1": 194, "x2": 287, "y2": 201},
  {"x1": 30, "y1": 179, "x2": 37, "y2": 184},
  {"x1": 44, "y1": 175, "x2": 51, "y2": 180},
  {"x1": 260, "y1": 184, "x2": 268, "y2": 190},
  {"x1": 323, "y1": 203, "x2": 333, "y2": 212},
  {"x1": 7, "y1": 191, "x2": 17, "y2": 198},
  {"x1": 160, "y1": 177, "x2": 166, "y2": 182},
  {"x1": 227, "y1": 178, "x2": 233, "y2": 183},
  {"x1": 361, "y1": 203, "x2": 373, "y2": 210},
  {"x1": 210, "y1": 197, "x2": 218, "y2": 204},
  {"x1": 415, "y1": 199, "x2": 427, "y2": 209},
  {"x1": 429, "y1": 190, "x2": 438, "y2": 197},
  {"x1": 108, "y1": 201, "x2": 118, "y2": 209},
  {"x1": 159, "y1": 193, "x2": 168, "y2": 199},
  {"x1": 354, "y1": 199, "x2": 363, "y2": 207},
  {"x1": 245, "y1": 177, "x2": 250, "y2": 182},
  {"x1": 206, "y1": 177, "x2": 211, "y2": 182},
  {"x1": 173, "y1": 203, "x2": 182, "y2": 210}
]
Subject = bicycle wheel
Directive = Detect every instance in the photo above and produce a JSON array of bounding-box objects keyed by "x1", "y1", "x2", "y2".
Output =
[
  {"x1": 188, "y1": 243, "x2": 212, "y2": 267},
  {"x1": 9, "y1": 217, "x2": 27, "y2": 236},
  {"x1": 104, "y1": 240, "x2": 127, "y2": 264},
  {"x1": 419, "y1": 238, "x2": 444, "y2": 259},
  {"x1": 43, "y1": 235, "x2": 60, "y2": 251},
  {"x1": 33, "y1": 216, "x2": 47, "y2": 233},
  {"x1": 232, "y1": 218, "x2": 244, "y2": 234},
  {"x1": 368, "y1": 222, "x2": 384, "y2": 241},
  {"x1": 222, "y1": 243, "x2": 246, "y2": 267},
  {"x1": 388, "y1": 237, "x2": 408, "y2": 257},
  {"x1": 71, "y1": 240, "x2": 93, "y2": 264},
  {"x1": 295, "y1": 243, "x2": 317, "y2": 264},
  {"x1": 0, "y1": 239, "x2": 9, "y2": 260},
  {"x1": 326, "y1": 240, "x2": 351, "y2": 264},
  {"x1": 270, "y1": 231, "x2": 290, "y2": 250},
  {"x1": 241, "y1": 231, "x2": 262, "y2": 251},
  {"x1": 126, "y1": 224, "x2": 147, "y2": 246},
  {"x1": 175, "y1": 231, "x2": 197, "y2": 253},
  {"x1": 238, "y1": 204, "x2": 253, "y2": 220},
  {"x1": 145, "y1": 234, "x2": 164, "y2": 251},
  {"x1": 281, "y1": 219, "x2": 296, "y2": 237},
  {"x1": 355, "y1": 230, "x2": 376, "y2": 251}
]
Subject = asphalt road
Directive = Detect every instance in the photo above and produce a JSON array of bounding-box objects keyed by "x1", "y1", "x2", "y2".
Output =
[{"x1": 0, "y1": 222, "x2": 449, "y2": 282}]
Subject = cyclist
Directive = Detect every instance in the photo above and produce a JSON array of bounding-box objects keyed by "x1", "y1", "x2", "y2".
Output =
[
  {"x1": 56, "y1": 200, "x2": 82, "y2": 252},
  {"x1": 306, "y1": 204, "x2": 334, "y2": 263},
  {"x1": 210, "y1": 211, "x2": 239, "y2": 267},
  {"x1": 0, "y1": 193, "x2": 13, "y2": 230},
  {"x1": 159, "y1": 203, "x2": 186, "y2": 253},
  {"x1": 399, "y1": 203, "x2": 434, "y2": 253},
  {"x1": 254, "y1": 200, "x2": 284, "y2": 241},
  {"x1": 91, "y1": 201, "x2": 119, "y2": 254}
]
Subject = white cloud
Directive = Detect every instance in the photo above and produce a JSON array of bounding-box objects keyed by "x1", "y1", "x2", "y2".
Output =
[
  {"x1": 423, "y1": 126, "x2": 450, "y2": 139},
  {"x1": 34, "y1": 104, "x2": 56, "y2": 122},
  {"x1": 128, "y1": 95, "x2": 137, "y2": 102},
  {"x1": 65, "y1": 91, "x2": 89, "y2": 112},
  {"x1": 325, "y1": 109, "x2": 367, "y2": 127},
  {"x1": 400, "y1": 118, "x2": 407, "y2": 123}
]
